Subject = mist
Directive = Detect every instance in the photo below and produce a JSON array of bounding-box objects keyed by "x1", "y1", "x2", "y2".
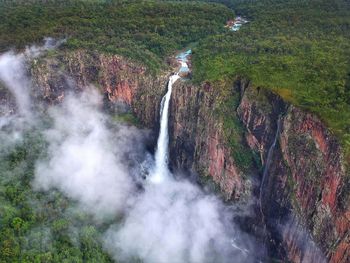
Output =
[
  {"x1": 32, "y1": 87, "x2": 261, "y2": 262},
  {"x1": 0, "y1": 51, "x2": 31, "y2": 117},
  {"x1": 0, "y1": 38, "x2": 65, "y2": 117},
  {"x1": 104, "y1": 178, "x2": 260, "y2": 263},
  {"x1": 0, "y1": 44, "x2": 265, "y2": 263},
  {"x1": 279, "y1": 216, "x2": 327, "y2": 263},
  {"x1": 33, "y1": 89, "x2": 141, "y2": 219}
]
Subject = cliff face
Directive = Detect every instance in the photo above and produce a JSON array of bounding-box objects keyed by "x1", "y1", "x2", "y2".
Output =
[
  {"x1": 169, "y1": 81, "x2": 252, "y2": 200},
  {"x1": 237, "y1": 83, "x2": 350, "y2": 263},
  {"x1": 31, "y1": 50, "x2": 169, "y2": 129},
  {"x1": 27, "y1": 49, "x2": 349, "y2": 262},
  {"x1": 0, "y1": 83, "x2": 16, "y2": 115},
  {"x1": 30, "y1": 50, "x2": 254, "y2": 201},
  {"x1": 166, "y1": 76, "x2": 349, "y2": 262}
]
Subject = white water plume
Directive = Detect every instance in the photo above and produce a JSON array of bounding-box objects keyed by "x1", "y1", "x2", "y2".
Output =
[
  {"x1": 104, "y1": 178, "x2": 259, "y2": 263},
  {"x1": 0, "y1": 40, "x2": 55, "y2": 144},
  {"x1": 150, "y1": 50, "x2": 190, "y2": 183},
  {"x1": 150, "y1": 74, "x2": 180, "y2": 183},
  {"x1": 31, "y1": 86, "x2": 260, "y2": 262},
  {"x1": 0, "y1": 37, "x2": 65, "y2": 119}
]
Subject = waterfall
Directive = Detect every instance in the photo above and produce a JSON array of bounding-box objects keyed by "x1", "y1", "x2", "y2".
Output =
[
  {"x1": 150, "y1": 50, "x2": 191, "y2": 183},
  {"x1": 150, "y1": 74, "x2": 180, "y2": 183},
  {"x1": 259, "y1": 117, "x2": 282, "y2": 218}
]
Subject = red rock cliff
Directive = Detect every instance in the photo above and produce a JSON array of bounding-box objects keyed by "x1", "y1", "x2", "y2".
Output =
[
  {"x1": 169, "y1": 81, "x2": 252, "y2": 200},
  {"x1": 237, "y1": 82, "x2": 350, "y2": 263},
  {"x1": 29, "y1": 50, "x2": 349, "y2": 262},
  {"x1": 31, "y1": 49, "x2": 169, "y2": 128}
]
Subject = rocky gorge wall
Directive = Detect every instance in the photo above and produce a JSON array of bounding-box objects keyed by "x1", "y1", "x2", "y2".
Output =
[
  {"x1": 168, "y1": 80, "x2": 253, "y2": 201},
  {"x1": 237, "y1": 82, "x2": 350, "y2": 263},
  {"x1": 167, "y1": 76, "x2": 350, "y2": 262},
  {"x1": 30, "y1": 49, "x2": 169, "y2": 129},
  {"x1": 25, "y1": 49, "x2": 349, "y2": 263}
]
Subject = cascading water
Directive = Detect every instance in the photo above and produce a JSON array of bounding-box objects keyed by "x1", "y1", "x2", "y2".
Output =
[
  {"x1": 259, "y1": 117, "x2": 282, "y2": 219},
  {"x1": 146, "y1": 50, "x2": 260, "y2": 260},
  {"x1": 150, "y1": 74, "x2": 180, "y2": 183},
  {"x1": 150, "y1": 50, "x2": 191, "y2": 183}
]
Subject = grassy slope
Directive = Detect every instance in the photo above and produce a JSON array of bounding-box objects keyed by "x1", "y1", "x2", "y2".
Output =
[{"x1": 192, "y1": 0, "x2": 350, "y2": 153}]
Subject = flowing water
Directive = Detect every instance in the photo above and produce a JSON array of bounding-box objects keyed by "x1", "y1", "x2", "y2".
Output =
[
  {"x1": 150, "y1": 74, "x2": 180, "y2": 183},
  {"x1": 150, "y1": 50, "x2": 191, "y2": 183},
  {"x1": 148, "y1": 50, "x2": 267, "y2": 261}
]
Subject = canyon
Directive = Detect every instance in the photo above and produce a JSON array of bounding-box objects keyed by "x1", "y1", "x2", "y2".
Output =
[{"x1": 3, "y1": 48, "x2": 349, "y2": 262}]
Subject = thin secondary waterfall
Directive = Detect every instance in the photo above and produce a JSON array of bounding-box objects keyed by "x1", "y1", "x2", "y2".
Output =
[
  {"x1": 259, "y1": 117, "x2": 282, "y2": 218},
  {"x1": 150, "y1": 50, "x2": 191, "y2": 183}
]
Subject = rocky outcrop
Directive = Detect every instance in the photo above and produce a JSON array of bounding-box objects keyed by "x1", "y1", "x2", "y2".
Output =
[
  {"x1": 31, "y1": 50, "x2": 169, "y2": 128},
  {"x1": 0, "y1": 83, "x2": 16, "y2": 115},
  {"x1": 168, "y1": 76, "x2": 349, "y2": 262},
  {"x1": 237, "y1": 82, "x2": 350, "y2": 263},
  {"x1": 237, "y1": 84, "x2": 287, "y2": 165},
  {"x1": 167, "y1": 72, "x2": 350, "y2": 262}
]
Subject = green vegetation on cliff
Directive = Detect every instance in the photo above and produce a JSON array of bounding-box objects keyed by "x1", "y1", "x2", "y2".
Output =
[
  {"x1": 0, "y1": 0, "x2": 232, "y2": 73},
  {"x1": 192, "y1": 0, "x2": 350, "y2": 153}
]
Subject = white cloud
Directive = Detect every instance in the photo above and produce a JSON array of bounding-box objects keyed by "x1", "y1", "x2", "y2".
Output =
[
  {"x1": 0, "y1": 51, "x2": 31, "y2": 117},
  {"x1": 34, "y1": 89, "x2": 142, "y2": 220},
  {"x1": 104, "y1": 176, "x2": 259, "y2": 263}
]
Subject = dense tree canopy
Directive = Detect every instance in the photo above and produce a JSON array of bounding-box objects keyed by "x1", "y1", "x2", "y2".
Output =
[
  {"x1": 0, "y1": 1, "x2": 232, "y2": 262},
  {"x1": 192, "y1": 0, "x2": 350, "y2": 153},
  {"x1": 0, "y1": 0, "x2": 232, "y2": 73},
  {"x1": 0, "y1": 129, "x2": 115, "y2": 263},
  {"x1": 2, "y1": 0, "x2": 349, "y2": 150}
]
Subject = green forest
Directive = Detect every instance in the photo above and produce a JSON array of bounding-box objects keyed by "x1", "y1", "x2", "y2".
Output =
[
  {"x1": 0, "y1": 128, "x2": 115, "y2": 262},
  {"x1": 0, "y1": 0, "x2": 232, "y2": 73},
  {"x1": 1, "y1": 2, "x2": 234, "y2": 262},
  {"x1": 192, "y1": 0, "x2": 350, "y2": 154},
  {"x1": 0, "y1": 0, "x2": 350, "y2": 262}
]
